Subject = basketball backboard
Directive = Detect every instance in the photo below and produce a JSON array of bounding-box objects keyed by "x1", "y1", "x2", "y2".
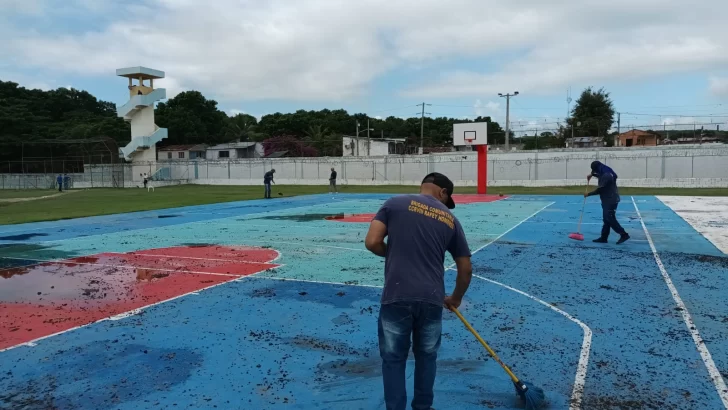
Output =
[{"x1": 453, "y1": 122, "x2": 487, "y2": 146}]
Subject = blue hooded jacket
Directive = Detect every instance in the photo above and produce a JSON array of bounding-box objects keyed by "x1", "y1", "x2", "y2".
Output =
[{"x1": 588, "y1": 161, "x2": 620, "y2": 204}]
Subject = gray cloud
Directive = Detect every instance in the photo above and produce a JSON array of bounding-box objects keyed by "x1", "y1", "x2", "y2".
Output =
[{"x1": 2, "y1": 0, "x2": 726, "y2": 101}]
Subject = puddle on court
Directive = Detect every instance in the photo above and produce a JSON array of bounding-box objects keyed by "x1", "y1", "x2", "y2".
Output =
[
  {"x1": 0, "y1": 261, "x2": 161, "y2": 304},
  {"x1": 249, "y1": 213, "x2": 346, "y2": 222},
  {"x1": 0, "y1": 233, "x2": 49, "y2": 241},
  {"x1": 0, "y1": 245, "x2": 281, "y2": 350}
]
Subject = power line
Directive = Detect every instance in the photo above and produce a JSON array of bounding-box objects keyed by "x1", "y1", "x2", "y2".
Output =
[{"x1": 367, "y1": 104, "x2": 420, "y2": 114}]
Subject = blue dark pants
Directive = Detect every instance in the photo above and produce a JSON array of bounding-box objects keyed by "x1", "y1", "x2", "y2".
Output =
[
  {"x1": 379, "y1": 301, "x2": 442, "y2": 410},
  {"x1": 264, "y1": 182, "x2": 271, "y2": 198},
  {"x1": 601, "y1": 202, "x2": 626, "y2": 239}
]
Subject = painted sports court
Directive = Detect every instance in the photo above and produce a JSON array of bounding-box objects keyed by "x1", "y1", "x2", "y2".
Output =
[{"x1": 1, "y1": 193, "x2": 727, "y2": 409}]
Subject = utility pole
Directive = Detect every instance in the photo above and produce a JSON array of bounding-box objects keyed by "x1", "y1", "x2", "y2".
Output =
[
  {"x1": 616, "y1": 112, "x2": 621, "y2": 146},
  {"x1": 566, "y1": 88, "x2": 572, "y2": 145},
  {"x1": 416, "y1": 102, "x2": 431, "y2": 154},
  {"x1": 367, "y1": 118, "x2": 371, "y2": 156},
  {"x1": 498, "y1": 91, "x2": 519, "y2": 151}
]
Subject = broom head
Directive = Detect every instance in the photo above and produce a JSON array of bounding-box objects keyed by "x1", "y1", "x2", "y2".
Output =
[
  {"x1": 514, "y1": 380, "x2": 546, "y2": 410},
  {"x1": 568, "y1": 232, "x2": 584, "y2": 241}
]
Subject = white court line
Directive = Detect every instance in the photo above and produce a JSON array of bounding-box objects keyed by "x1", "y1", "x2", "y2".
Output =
[
  {"x1": 446, "y1": 201, "x2": 592, "y2": 410},
  {"x1": 446, "y1": 202, "x2": 556, "y2": 270},
  {"x1": 471, "y1": 273, "x2": 592, "y2": 410},
  {"x1": 631, "y1": 197, "x2": 728, "y2": 409},
  {"x1": 252, "y1": 275, "x2": 383, "y2": 289},
  {"x1": 111, "y1": 251, "x2": 281, "y2": 265},
  {"x1": 233, "y1": 239, "x2": 369, "y2": 253},
  {"x1": 0, "y1": 254, "x2": 283, "y2": 353}
]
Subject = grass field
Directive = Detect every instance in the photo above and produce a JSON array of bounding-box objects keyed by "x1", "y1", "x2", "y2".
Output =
[
  {"x1": 0, "y1": 190, "x2": 64, "y2": 200},
  {"x1": 0, "y1": 184, "x2": 726, "y2": 225}
]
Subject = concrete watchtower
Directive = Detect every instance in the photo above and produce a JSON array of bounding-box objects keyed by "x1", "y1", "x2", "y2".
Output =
[{"x1": 116, "y1": 66, "x2": 168, "y2": 162}]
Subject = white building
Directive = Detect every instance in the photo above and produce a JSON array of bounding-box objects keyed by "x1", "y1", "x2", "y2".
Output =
[
  {"x1": 206, "y1": 142, "x2": 264, "y2": 160},
  {"x1": 342, "y1": 136, "x2": 406, "y2": 157},
  {"x1": 157, "y1": 144, "x2": 208, "y2": 161},
  {"x1": 115, "y1": 66, "x2": 168, "y2": 162}
]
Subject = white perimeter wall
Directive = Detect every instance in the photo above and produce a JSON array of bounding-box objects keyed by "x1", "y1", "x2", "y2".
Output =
[
  {"x1": 162, "y1": 146, "x2": 728, "y2": 188},
  {"x1": 6, "y1": 146, "x2": 727, "y2": 189}
]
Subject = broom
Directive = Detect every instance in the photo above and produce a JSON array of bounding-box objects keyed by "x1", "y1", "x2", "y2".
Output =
[
  {"x1": 568, "y1": 179, "x2": 590, "y2": 241},
  {"x1": 450, "y1": 307, "x2": 545, "y2": 410}
]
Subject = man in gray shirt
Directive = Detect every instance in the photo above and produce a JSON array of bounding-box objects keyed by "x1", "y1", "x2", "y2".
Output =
[
  {"x1": 365, "y1": 172, "x2": 472, "y2": 410},
  {"x1": 329, "y1": 167, "x2": 338, "y2": 194}
]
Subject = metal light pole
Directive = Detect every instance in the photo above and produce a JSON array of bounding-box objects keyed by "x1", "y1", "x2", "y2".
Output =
[
  {"x1": 417, "y1": 102, "x2": 432, "y2": 154},
  {"x1": 498, "y1": 91, "x2": 519, "y2": 151}
]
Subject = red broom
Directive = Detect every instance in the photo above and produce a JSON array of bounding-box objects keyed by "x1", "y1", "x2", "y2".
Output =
[{"x1": 568, "y1": 180, "x2": 590, "y2": 241}]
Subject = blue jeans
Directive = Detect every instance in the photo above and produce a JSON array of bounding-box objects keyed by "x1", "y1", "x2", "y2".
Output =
[
  {"x1": 264, "y1": 182, "x2": 271, "y2": 198},
  {"x1": 379, "y1": 301, "x2": 442, "y2": 410},
  {"x1": 601, "y1": 202, "x2": 626, "y2": 238}
]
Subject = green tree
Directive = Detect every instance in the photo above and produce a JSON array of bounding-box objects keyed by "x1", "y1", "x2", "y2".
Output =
[
  {"x1": 224, "y1": 113, "x2": 262, "y2": 142},
  {"x1": 0, "y1": 80, "x2": 129, "y2": 167},
  {"x1": 565, "y1": 87, "x2": 615, "y2": 138},
  {"x1": 155, "y1": 91, "x2": 229, "y2": 145}
]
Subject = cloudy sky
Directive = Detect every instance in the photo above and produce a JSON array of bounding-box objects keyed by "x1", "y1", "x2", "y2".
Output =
[{"x1": 1, "y1": 0, "x2": 727, "y2": 133}]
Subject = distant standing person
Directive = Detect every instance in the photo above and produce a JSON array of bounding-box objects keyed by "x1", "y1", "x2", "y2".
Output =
[
  {"x1": 141, "y1": 173, "x2": 148, "y2": 190},
  {"x1": 56, "y1": 174, "x2": 63, "y2": 192},
  {"x1": 329, "y1": 167, "x2": 338, "y2": 194},
  {"x1": 586, "y1": 161, "x2": 629, "y2": 244},
  {"x1": 264, "y1": 169, "x2": 276, "y2": 199},
  {"x1": 365, "y1": 172, "x2": 472, "y2": 410}
]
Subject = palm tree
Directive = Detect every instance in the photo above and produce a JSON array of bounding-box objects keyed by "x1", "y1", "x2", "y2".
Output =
[
  {"x1": 225, "y1": 113, "x2": 258, "y2": 141},
  {"x1": 304, "y1": 124, "x2": 332, "y2": 154}
]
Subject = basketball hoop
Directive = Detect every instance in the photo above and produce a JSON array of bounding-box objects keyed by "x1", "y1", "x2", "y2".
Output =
[{"x1": 464, "y1": 138, "x2": 474, "y2": 146}]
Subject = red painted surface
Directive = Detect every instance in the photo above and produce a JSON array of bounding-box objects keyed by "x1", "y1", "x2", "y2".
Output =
[
  {"x1": 451, "y1": 194, "x2": 508, "y2": 204},
  {"x1": 0, "y1": 245, "x2": 278, "y2": 350},
  {"x1": 325, "y1": 213, "x2": 376, "y2": 223}
]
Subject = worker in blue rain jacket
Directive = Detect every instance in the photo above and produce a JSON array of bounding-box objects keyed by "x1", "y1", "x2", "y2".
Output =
[{"x1": 586, "y1": 161, "x2": 630, "y2": 244}]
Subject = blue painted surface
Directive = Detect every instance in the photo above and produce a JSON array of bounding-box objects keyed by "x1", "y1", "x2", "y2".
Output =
[{"x1": 1, "y1": 194, "x2": 727, "y2": 409}]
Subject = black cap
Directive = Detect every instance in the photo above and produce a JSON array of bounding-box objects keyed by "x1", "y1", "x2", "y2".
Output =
[{"x1": 422, "y1": 172, "x2": 455, "y2": 209}]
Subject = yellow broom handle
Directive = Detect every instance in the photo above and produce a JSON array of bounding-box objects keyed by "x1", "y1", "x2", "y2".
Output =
[{"x1": 450, "y1": 307, "x2": 521, "y2": 384}]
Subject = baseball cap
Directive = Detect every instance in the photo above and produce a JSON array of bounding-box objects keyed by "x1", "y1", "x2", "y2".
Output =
[{"x1": 421, "y1": 172, "x2": 455, "y2": 209}]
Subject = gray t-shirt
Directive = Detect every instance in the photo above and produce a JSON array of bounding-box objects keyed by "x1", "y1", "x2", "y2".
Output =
[{"x1": 373, "y1": 194, "x2": 471, "y2": 306}]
